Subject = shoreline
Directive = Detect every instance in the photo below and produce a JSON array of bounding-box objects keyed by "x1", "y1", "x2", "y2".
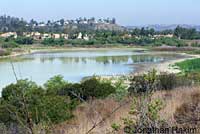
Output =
[
  {"x1": 100, "y1": 53, "x2": 200, "y2": 80},
  {"x1": 153, "y1": 53, "x2": 200, "y2": 74},
  {"x1": 132, "y1": 53, "x2": 200, "y2": 74},
  {"x1": 1, "y1": 47, "x2": 200, "y2": 80},
  {"x1": 0, "y1": 47, "x2": 147, "y2": 59}
]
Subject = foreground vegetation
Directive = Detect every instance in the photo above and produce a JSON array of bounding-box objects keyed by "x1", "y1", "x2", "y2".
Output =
[{"x1": 1, "y1": 68, "x2": 200, "y2": 133}]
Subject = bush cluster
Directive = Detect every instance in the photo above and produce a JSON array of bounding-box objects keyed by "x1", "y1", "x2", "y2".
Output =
[
  {"x1": 0, "y1": 76, "x2": 116, "y2": 131},
  {"x1": 129, "y1": 70, "x2": 192, "y2": 94},
  {"x1": 58, "y1": 77, "x2": 116, "y2": 100}
]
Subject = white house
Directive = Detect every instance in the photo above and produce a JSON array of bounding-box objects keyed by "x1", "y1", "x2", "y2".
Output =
[
  {"x1": 77, "y1": 32, "x2": 83, "y2": 39},
  {"x1": 53, "y1": 34, "x2": 61, "y2": 39},
  {"x1": 33, "y1": 32, "x2": 42, "y2": 40},
  {"x1": 0, "y1": 32, "x2": 17, "y2": 38},
  {"x1": 153, "y1": 34, "x2": 173, "y2": 38},
  {"x1": 61, "y1": 34, "x2": 69, "y2": 39},
  {"x1": 83, "y1": 34, "x2": 89, "y2": 40}
]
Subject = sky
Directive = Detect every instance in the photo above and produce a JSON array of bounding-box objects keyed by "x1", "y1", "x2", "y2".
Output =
[{"x1": 0, "y1": 0, "x2": 200, "y2": 26}]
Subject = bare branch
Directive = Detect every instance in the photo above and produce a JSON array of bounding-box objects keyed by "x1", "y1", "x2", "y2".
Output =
[
  {"x1": 86, "y1": 99, "x2": 131, "y2": 134},
  {"x1": 10, "y1": 60, "x2": 18, "y2": 82}
]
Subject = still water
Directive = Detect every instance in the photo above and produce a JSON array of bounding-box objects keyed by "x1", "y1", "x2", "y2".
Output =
[{"x1": 0, "y1": 50, "x2": 181, "y2": 91}]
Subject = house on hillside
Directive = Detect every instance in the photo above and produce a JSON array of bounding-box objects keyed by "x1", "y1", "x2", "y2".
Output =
[
  {"x1": 122, "y1": 34, "x2": 132, "y2": 39},
  {"x1": 53, "y1": 34, "x2": 61, "y2": 39},
  {"x1": 61, "y1": 34, "x2": 69, "y2": 39},
  {"x1": 33, "y1": 32, "x2": 42, "y2": 40},
  {"x1": 153, "y1": 34, "x2": 173, "y2": 38},
  {"x1": 42, "y1": 33, "x2": 51, "y2": 39},
  {"x1": 77, "y1": 32, "x2": 83, "y2": 39},
  {"x1": 0, "y1": 32, "x2": 17, "y2": 38},
  {"x1": 38, "y1": 22, "x2": 46, "y2": 27},
  {"x1": 83, "y1": 34, "x2": 89, "y2": 40},
  {"x1": 23, "y1": 32, "x2": 31, "y2": 37}
]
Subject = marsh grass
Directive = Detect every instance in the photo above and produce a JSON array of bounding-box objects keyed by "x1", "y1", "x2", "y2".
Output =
[{"x1": 175, "y1": 58, "x2": 200, "y2": 72}]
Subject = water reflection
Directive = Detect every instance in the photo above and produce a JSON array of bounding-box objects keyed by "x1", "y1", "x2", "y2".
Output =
[
  {"x1": 0, "y1": 50, "x2": 183, "y2": 92},
  {"x1": 21, "y1": 54, "x2": 178, "y2": 65}
]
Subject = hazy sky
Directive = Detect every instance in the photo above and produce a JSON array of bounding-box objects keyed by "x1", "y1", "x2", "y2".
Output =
[{"x1": 0, "y1": 0, "x2": 200, "y2": 26}]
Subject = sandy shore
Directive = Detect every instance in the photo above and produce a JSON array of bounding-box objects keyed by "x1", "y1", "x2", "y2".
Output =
[
  {"x1": 134, "y1": 53, "x2": 200, "y2": 74},
  {"x1": 101, "y1": 53, "x2": 200, "y2": 81}
]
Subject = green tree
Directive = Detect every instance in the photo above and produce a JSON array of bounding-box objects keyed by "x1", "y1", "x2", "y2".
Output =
[
  {"x1": 81, "y1": 77, "x2": 115, "y2": 99},
  {"x1": 44, "y1": 75, "x2": 68, "y2": 95},
  {"x1": 0, "y1": 79, "x2": 74, "y2": 134}
]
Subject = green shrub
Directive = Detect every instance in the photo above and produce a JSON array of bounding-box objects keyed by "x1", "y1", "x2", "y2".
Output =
[
  {"x1": 0, "y1": 79, "x2": 74, "y2": 129},
  {"x1": 15, "y1": 37, "x2": 33, "y2": 44},
  {"x1": 112, "y1": 97, "x2": 167, "y2": 134},
  {"x1": 42, "y1": 38, "x2": 65, "y2": 46},
  {"x1": 44, "y1": 75, "x2": 68, "y2": 95},
  {"x1": 58, "y1": 83, "x2": 83, "y2": 100},
  {"x1": 40, "y1": 95, "x2": 73, "y2": 124},
  {"x1": 129, "y1": 70, "x2": 193, "y2": 93},
  {"x1": 158, "y1": 73, "x2": 178, "y2": 90},
  {"x1": 58, "y1": 77, "x2": 116, "y2": 100},
  {"x1": 128, "y1": 69, "x2": 158, "y2": 94},
  {"x1": 154, "y1": 37, "x2": 187, "y2": 47},
  {"x1": 81, "y1": 77, "x2": 116, "y2": 99},
  {"x1": 191, "y1": 42, "x2": 200, "y2": 47},
  {"x1": 2, "y1": 42, "x2": 19, "y2": 48},
  {"x1": 110, "y1": 78, "x2": 128, "y2": 101}
]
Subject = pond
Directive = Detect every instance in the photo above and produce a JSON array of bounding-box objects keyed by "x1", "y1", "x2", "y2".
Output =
[{"x1": 0, "y1": 49, "x2": 183, "y2": 91}]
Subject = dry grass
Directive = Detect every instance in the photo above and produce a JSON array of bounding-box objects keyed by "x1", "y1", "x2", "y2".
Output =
[
  {"x1": 53, "y1": 98, "x2": 131, "y2": 134},
  {"x1": 174, "y1": 90, "x2": 200, "y2": 127},
  {"x1": 152, "y1": 86, "x2": 200, "y2": 125},
  {"x1": 51, "y1": 86, "x2": 200, "y2": 134}
]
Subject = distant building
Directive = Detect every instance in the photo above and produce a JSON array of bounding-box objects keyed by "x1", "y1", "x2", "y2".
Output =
[
  {"x1": 33, "y1": 32, "x2": 42, "y2": 40},
  {"x1": 61, "y1": 34, "x2": 69, "y2": 39},
  {"x1": 77, "y1": 32, "x2": 83, "y2": 39},
  {"x1": 83, "y1": 34, "x2": 89, "y2": 40},
  {"x1": 52, "y1": 34, "x2": 60, "y2": 39},
  {"x1": 123, "y1": 34, "x2": 132, "y2": 38},
  {"x1": 153, "y1": 34, "x2": 173, "y2": 38},
  {"x1": 0, "y1": 32, "x2": 17, "y2": 38},
  {"x1": 38, "y1": 23, "x2": 46, "y2": 27},
  {"x1": 42, "y1": 33, "x2": 51, "y2": 39}
]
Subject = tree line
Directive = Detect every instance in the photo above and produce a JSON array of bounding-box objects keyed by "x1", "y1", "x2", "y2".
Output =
[{"x1": 1, "y1": 15, "x2": 200, "y2": 40}]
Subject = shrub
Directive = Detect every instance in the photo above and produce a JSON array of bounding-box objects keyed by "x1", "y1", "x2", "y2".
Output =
[
  {"x1": 128, "y1": 69, "x2": 158, "y2": 94},
  {"x1": 40, "y1": 95, "x2": 73, "y2": 124},
  {"x1": 15, "y1": 37, "x2": 33, "y2": 44},
  {"x1": 44, "y1": 75, "x2": 68, "y2": 95},
  {"x1": 56, "y1": 77, "x2": 116, "y2": 100},
  {"x1": 129, "y1": 70, "x2": 194, "y2": 94},
  {"x1": 2, "y1": 42, "x2": 19, "y2": 48},
  {"x1": 110, "y1": 78, "x2": 128, "y2": 101},
  {"x1": 58, "y1": 83, "x2": 83, "y2": 99},
  {"x1": 191, "y1": 42, "x2": 200, "y2": 47},
  {"x1": 0, "y1": 79, "x2": 74, "y2": 131},
  {"x1": 42, "y1": 38, "x2": 65, "y2": 46},
  {"x1": 158, "y1": 73, "x2": 178, "y2": 90},
  {"x1": 81, "y1": 77, "x2": 116, "y2": 99},
  {"x1": 111, "y1": 97, "x2": 167, "y2": 133}
]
